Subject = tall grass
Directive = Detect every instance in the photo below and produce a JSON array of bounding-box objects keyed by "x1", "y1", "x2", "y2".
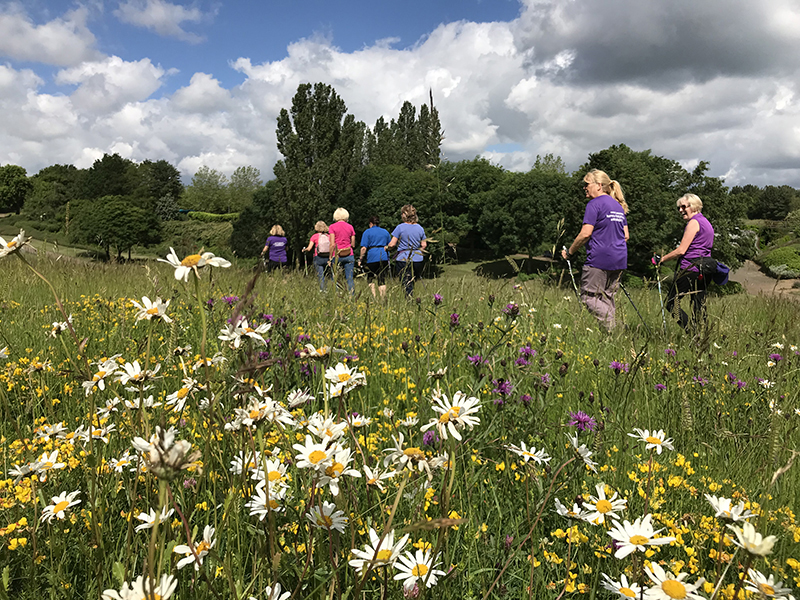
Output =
[{"x1": 0, "y1": 247, "x2": 798, "y2": 599}]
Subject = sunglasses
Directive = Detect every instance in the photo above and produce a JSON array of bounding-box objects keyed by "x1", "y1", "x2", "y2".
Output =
[{"x1": 678, "y1": 205, "x2": 689, "y2": 211}]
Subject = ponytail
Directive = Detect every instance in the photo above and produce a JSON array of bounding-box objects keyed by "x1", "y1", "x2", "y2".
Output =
[{"x1": 608, "y1": 180, "x2": 629, "y2": 214}]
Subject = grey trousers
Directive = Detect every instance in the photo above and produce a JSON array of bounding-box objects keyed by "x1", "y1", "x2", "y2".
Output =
[{"x1": 580, "y1": 266, "x2": 623, "y2": 330}]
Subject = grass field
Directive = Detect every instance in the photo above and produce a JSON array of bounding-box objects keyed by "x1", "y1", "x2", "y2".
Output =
[{"x1": 0, "y1": 239, "x2": 798, "y2": 600}]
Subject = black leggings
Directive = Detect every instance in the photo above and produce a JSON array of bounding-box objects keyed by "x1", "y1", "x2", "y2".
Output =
[
  {"x1": 665, "y1": 271, "x2": 708, "y2": 331},
  {"x1": 396, "y1": 261, "x2": 423, "y2": 297}
]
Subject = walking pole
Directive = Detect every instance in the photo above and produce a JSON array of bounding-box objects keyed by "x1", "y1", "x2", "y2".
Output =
[
  {"x1": 562, "y1": 246, "x2": 581, "y2": 302},
  {"x1": 651, "y1": 255, "x2": 667, "y2": 333},
  {"x1": 619, "y1": 281, "x2": 653, "y2": 336}
]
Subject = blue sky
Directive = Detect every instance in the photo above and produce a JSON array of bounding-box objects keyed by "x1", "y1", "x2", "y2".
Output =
[{"x1": 1, "y1": 0, "x2": 800, "y2": 186}]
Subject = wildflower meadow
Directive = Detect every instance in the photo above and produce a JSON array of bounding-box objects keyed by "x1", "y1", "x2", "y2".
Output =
[{"x1": 1, "y1": 233, "x2": 799, "y2": 600}]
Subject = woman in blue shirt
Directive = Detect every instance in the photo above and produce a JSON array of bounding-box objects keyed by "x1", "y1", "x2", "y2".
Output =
[
  {"x1": 387, "y1": 204, "x2": 426, "y2": 297},
  {"x1": 359, "y1": 215, "x2": 391, "y2": 299}
]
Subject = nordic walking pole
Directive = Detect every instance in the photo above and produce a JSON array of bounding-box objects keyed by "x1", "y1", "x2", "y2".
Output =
[
  {"x1": 562, "y1": 246, "x2": 580, "y2": 302},
  {"x1": 651, "y1": 255, "x2": 667, "y2": 333},
  {"x1": 619, "y1": 281, "x2": 653, "y2": 336}
]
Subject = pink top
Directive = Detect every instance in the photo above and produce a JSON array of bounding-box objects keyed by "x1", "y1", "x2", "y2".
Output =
[
  {"x1": 309, "y1": 233, "x2": 320, "y2": 257},
  {"x1": 328, "y1": 221, "x2": 355, "y2": 252}
]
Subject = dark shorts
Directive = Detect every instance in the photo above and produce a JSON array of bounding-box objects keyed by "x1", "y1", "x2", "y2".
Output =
[
  {"x1": 365, "y1": 261, "x2": 388, "y2": 284},
  {"x1": 267, "y1": 260, "x2": 286, "y2": 271}
]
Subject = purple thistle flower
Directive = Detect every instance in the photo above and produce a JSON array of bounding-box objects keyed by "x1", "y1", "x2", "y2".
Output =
[
  {"x1": 519, "y1": 394, "x2": 532, "y2": 405},
  {"x1": 692, "y1": 376, "x2": 709, "y2": 387},
  {"x1": 450, "y1": 313, "x2": 460, "y2": 328},
  {"x1": 492, "y1": 379, "x2": 513, "y2": 396},
  {"x1": 221, "y1": 295, "x2": 239, "y2": 307},
  {"x1": 433, "y1": 293, "x2": 443, "y2": 305},
  {"x1": 514, "y1": 356, "x2": 530, "y2": 367},
  {"x1": 519, "y1": 344, "x2": 536, "y2": 358},
  {"x1": 654, "y1": 383, "x2": 667, "y2": 391},
  {"x1": 609, "y1": 361, "x2": 629, "y2": 374},
  {"x1": 467, "y1": 354, "x2": 487, "y2": 366},
  {"x1": 567, "y1": 411, "x2": 597, "y2": 432},
  {"x1": 736, "y1": 380, "x2": 747, "y2": 389},
  {"x1": 664, "y1": 348, "x2": 677, "y2": 357},
  {"x1": 769, "y1": 353, "x2": 782, "y2": 362},
  {"x1": 423, "y1": 430, "x2": 439, "y2": 446},
  {"x1": 206, "y1": 298, "x2": 215, "y2": 309},
  {"x1": 502, "y1": 302, "x2": 520, "y2": 318},
  {"x1": 504, "y1": 535, "x2": 514, "y2": 550},
  {"x1": 298, "y1": 333, "x2": 311, "y2": 343}
]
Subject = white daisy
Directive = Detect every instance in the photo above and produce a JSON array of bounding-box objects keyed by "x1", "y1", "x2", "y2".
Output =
[
  {"x1": 728, "y1": 521, "x2": 777, "y2": 556},
  {"x1": 606, "y1": 514, "x2": 675, "y2": 558},
  {"x1": 644, "y1": 562, "x2": 705, "y2": 600},
  {"x1": 583, "y1": 483, "x2": 627, "y2": 525},
  {"x1": 102, "y1": 574, "x2": 177, "y2": 600},
  {"x1": 506, "y1": 441, "x2": 551, "y2": 465},
  {"x1": 158, "y1": 247, "x2": 231, "y2": 282},
  {"x1": 130, "y1": 296, "x2": 172, "y2": 323},
  {"x1": 554, "y1": 497, "x2": 590, "y2": 521},
  {"x1": 349, "y1": 527, "x2": 410, "y2": 574},
  {"x1": 420, "y1": 390, "x2": 481, "y2": 441},
  {"x1": 602, "y1": 573, "x2": 642, "y2": 599},
  {"x1": 363, "y1": 464, "x2": 396, "y2": 492},
  {"x1": 745, "y1": 568, "x2": 796, "y2": 600},
  {"x1": 306, "y1": 501, "x2": 348, "y2": 533},
  {"x1": 567, "y1": 432, "x2": 598, "y2": 472},
  {"x1": 628, "y1": 428, "x2": 674, "y2": 454},
  {"x1": 292, "y1": 435, "x2": 332, "y2": 471},
  {"x1": 0, "y1": 229, "x2": 31, "y2": 258},
  {"x1": 41, "y1": 490, "x2": 81, "y2": 523},
  {"x1": 134, "y1": 507, "x2": 175, "y2": 532},
  {"x1": 393, "y1": 549, "x2": 446, "y2": 592},
  {"x1": 174, "y1": 525, "x2": 216, "y2": 570},
  {"x1": 705, "y1": 494, "x2": 755, "y2": 522}
]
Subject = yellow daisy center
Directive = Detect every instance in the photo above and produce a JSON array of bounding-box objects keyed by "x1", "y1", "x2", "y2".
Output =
[
  {"x1": 629, "y1": 534, "x2": 649, "y2": 545},
  {"x1": 177, "y1": 388, "x2": 189, "y2": 399},
  {"x1": 620, "y1": 587, "x2": 636, "y2": 598},
  {"x1": 146, "y1": 307, "x2": 160, "y2": 315},
  {"x1": 367, "y1": 478, "x2": 377, "y2": 485},
  {"x1": 596, "y1": 499, "x2": 613, "y2": 513},
  {"x1": 318, "y1": 515, "x2": 333, "y2": 527},
  {"x1": 411, "y1": 564, "x2": 429, "y2": 577},
  {"x1": 93, "y1": 371, "x2": 106, "y2": 381},
  {"x1": 8, "y1": 240, "x2": 17, "y2": 248},
  {"x1": 244, "y1": 327, "x2": 254, "y2": 333},
  {"x1": 376, "y1": 549, "x2": 393, "y2": 561},
  {"x1": 451, "y1": 406, "x2": 462, "y2": 416},
  {"x1": 196, "y1": 540, "x2": 210, "y2": 554},
  {"x1": 249, "y1": 409, "x2": 261, "y2": 419},
  {"x1": 269, "y1": 499, "x2": 279, "y2": 509},
  {"x1": 757, "y1": 584, "x2": 775, "y2": 596},
  {"x1": 439, "y1": 413, "x2": 452, "y2": 424},
  {"x1": 645, "y1": 436, "x2": 662, "y2": 445},
  {"x1": 268, "y1": 470, "x2": 282, "y2": 482},
  {"x1": 326, "y1": 462, "x2": 344, "y2": 478},
  {"x1": 337, "y1": 373, "x2": 351, "y2": 382},
  {"x1": 309, "y1": 450, "x2": 327, "y2": 464},
  {"x1": 53, "y1": 500, "x2": 70, "y2": 514},
  {"x1": 181, "y1": 254, "x2": 202, "y2": 267},
  {"x1": 661, "y1": 580, "x2": 687, "y2": 599},
  {"x1": 403, "y1": 447, "x2": 425, "y2": 461}
]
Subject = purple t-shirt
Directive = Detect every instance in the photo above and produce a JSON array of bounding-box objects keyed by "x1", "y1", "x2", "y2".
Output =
[
  {"x1": 680, "y1": 213, "x2": 714, "y2": 271},
  {"x1": 265, "y1": 236, "x2": 287, "y2": 262},
  {"x1": 391, "y1": 222, "x2": 426, "y2": 262},
  {"x1": 583, "y1": 194, "x2": 628, "y2": 271}
]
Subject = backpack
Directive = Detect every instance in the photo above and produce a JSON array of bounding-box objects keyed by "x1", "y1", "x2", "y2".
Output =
[{"x1": 317, "y1": 233, "x2": 330, "y2": 257}]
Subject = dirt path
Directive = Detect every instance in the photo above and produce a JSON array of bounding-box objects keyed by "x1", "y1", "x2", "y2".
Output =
[{"x1": 730, "y1": 260, "x2": 799, "y2": 298}]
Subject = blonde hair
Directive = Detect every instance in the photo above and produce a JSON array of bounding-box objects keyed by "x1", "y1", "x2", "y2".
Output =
[
  {"x1": 270, "y1": 224, "x2": 285, "y2": 236},
  {"x1": 314, "y1": 221, "x2": 328, "y2": 233},
  {"x1": 333, "y1": 207, "x2": 349, "y2": 222},
  {"x1": 585, "y1": 169, "x2": 628, "y2": 214},
  {"x1": 677, "y1": 193, "x2": 703, "y2": 212},
  {"x1": 400, "y1": 204, "x2": 418, "y2": 224}
]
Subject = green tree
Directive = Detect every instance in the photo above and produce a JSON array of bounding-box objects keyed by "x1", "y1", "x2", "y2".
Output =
[
  {"x1": 230, "y1": 179, "x2": 282, "y2": 259},
  {"x1": 367, "y1": 116, "x2": 396, "y2": 166},
  {"x1": 137, "y1": 159, "x2": 183, "y2": 204},
  {"x1": 273, "y1": 82, "x2": 367, "y2": 255},
  {"x1": 478, "y1": 168, "x2": 572, "y2": 257},
  {"x1": 183, "y1": 166, "x2": 229, "y2": 213},
  {"x1": 228, "y1": 166, "x2": 262, "y2": 213},
  {"x1": 0, "y1": 165, "x2": 33, "y2": 214},
  {"x1": 759, "y1": 185, "x2": 796, "y2": 221},
  {"x1": 70, "y1": 196, "x2": 161, "y2": 260},
  {"x1": 82, "y1": 153, "x2": 137, "y2": 200}
]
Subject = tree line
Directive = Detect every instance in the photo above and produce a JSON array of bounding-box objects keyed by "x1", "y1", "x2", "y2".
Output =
[{"x1": 2, "y1": 80, "x2": 794, "y2": 269}]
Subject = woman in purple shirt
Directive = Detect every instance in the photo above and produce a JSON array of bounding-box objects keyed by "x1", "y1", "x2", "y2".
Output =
[
  {"x1": 261, "y1": 225, "x2": 288, "y2": 271},
  {"x1": 561, "y1": 169, "x2": 629, "y2": 330},
  {"x1": 658, "y1": 193, "x2": 714, "y2": 331}
]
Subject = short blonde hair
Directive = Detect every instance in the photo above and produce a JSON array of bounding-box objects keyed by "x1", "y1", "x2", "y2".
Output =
[
  {"x1": 400, "y1": 204, "x2": 418, "y2": 224},
  {"x1": 677, "y1": 193, "x2": 703, "y2": 212},
  {"x1": 333, "y1": 207, "x2": 349, "y2": 222},
  {"x1": 314, "y1": 221, "x2": 328, "y2": 233},
  {"x1": 584, "y1": 169, "x2": 629, "y2": 214},
  {"x1": 270, "y1": 224, "x2": 285, "y2": 236}
]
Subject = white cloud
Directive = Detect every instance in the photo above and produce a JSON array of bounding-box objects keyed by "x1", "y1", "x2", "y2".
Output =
[
  {"x1": 114, "y1": 0, "x2": 205, "y2": 43},
  {"x1": 0, "y1": 6, "x2": 100, "y2": 66},
  {"x1": 2, "y1": 1, "x2": 800, "y2": 189}
]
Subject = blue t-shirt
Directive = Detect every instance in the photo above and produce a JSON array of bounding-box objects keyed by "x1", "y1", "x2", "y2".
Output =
[
  {"x1": 360, "y1": 226, "x2": 391, "y2": 263},
  {"x1": 583, "y1": 195, "x2": 627, "y2": 271},
  {"x1": 391, "y1": 222, "x2": 426, "y2": 263}
]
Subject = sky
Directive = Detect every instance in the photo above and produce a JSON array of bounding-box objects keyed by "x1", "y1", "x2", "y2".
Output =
[{"x1": 1, "y1": 0, "x2": 800, "y2": 187}]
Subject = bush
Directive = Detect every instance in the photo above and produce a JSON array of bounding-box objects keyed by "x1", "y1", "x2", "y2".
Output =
[
  {"x1": 761, "y1": 246, "x2": 800, "y2": 277},
  {"x1": 160, "y1": 220, "x2": 233, "y2": 256},
  {"x1": 187, "y1": 211, "x2": 240, "y2": 222}
]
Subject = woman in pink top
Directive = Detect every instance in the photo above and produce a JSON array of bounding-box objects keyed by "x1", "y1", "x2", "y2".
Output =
[
  {"x1": 328, "y1": 207, "x2": 356, "y2": 293},
  {"x1": 302, "y1": 221, "x2": 332, "y2": 291}
]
